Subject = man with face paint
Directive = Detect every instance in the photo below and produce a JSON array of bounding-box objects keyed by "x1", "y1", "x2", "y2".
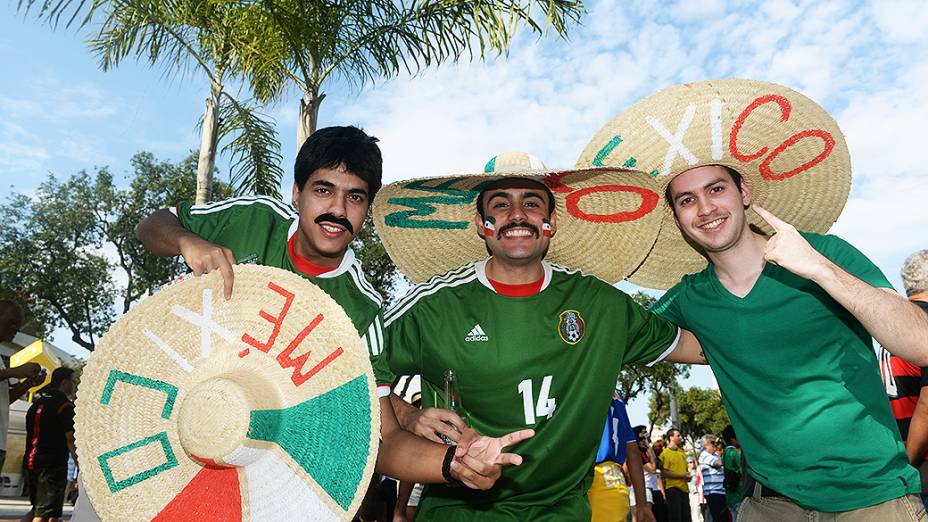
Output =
[
  {"x1": 382, "y1": 170, "x2": 705, "y2": 521},
  {"x1": 119, "y1": 127, "x2": 534, "y2": 513}
]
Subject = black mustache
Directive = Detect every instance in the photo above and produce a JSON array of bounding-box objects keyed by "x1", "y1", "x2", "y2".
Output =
[
  {"x1": 314, "y1": 213, "x2": 354, "y2": 234},
  {"x1": 496, "y1": 221, "x2": 539, "y2": 239}
]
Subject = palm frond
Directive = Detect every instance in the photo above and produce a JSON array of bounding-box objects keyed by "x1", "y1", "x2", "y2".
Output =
[{"x1": 217, "y1": 95, "x2": 284, "y2": 198}]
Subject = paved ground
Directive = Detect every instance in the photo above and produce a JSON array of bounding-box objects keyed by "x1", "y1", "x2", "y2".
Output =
[{"x1": 0, "y1": 496, "x2": 72, "y2": 521}]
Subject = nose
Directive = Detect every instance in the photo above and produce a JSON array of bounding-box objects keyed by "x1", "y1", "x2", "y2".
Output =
[
  {"x1": 508, "y1": 202, "x2": 527, "y2": 221},
  {"x1": 696, "y1": 196, "x2": 716, "y2": 216},
  {"x1": 329, "y1": 192, "x2": 347, "y2": 218}
]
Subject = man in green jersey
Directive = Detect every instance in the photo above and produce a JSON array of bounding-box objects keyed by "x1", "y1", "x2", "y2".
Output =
[
  {"x1": 135, "y1": 126, "x2": 533, "y2": 491},
  {"x1": 378, "y1": 167, "x2": 705, "y2": 520},
  {"x1": 578, "y1": 79, "x2": 928, "y2": 519}
]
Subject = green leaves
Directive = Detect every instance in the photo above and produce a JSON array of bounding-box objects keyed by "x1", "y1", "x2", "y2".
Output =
[
  {"x1": 217, "y1": 95, "x2": 284, "y2": 198},
  {"x1": 0, "y1": 153, "x2": 232, "y2": 350}
]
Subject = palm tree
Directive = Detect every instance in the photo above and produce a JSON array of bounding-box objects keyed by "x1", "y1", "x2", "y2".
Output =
[
  {"x1": 19, "y1": 0, "x2": 285, "y2": 203},
  {"x1": 240, "y1": 0, "x2": 585, "y2": 146},
  {"x1": 19, "y1": 0, "x2": 584, "y2": 199}
]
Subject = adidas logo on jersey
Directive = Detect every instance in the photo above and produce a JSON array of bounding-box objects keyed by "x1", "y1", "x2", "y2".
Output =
[{"x1": 465, "y1": 324, "x2": 489, "y2": 342}]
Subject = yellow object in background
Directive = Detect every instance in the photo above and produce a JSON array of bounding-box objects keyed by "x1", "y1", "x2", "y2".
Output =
[{"x1": 11, "y1": 340, "x2": 61, "y2": 400}]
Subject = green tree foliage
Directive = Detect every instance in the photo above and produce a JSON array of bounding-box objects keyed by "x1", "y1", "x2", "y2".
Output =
[
  {"x1": 242, "y1": 0, "x2": 586, "y2": 146},
  {"x1": 617, "y1": 291, "x2": 690, "y2": 403},
  {"x1": 649, "y1": 386, "x2": 731, "y2": 446},
  {"x1": 0, "y1": 152, "x2": 231, "y2": 350},
  {"x1": 352, "y1": 215, "x2": 405, "y2": 308},
  {"x1": 19, "y1": 0, "x2": 285, "y2": 203}
]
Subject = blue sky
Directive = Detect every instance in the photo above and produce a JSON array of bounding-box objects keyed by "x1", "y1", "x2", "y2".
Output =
[{"x1": 3, "y1": 0, "x2": 927, "y2": 424}]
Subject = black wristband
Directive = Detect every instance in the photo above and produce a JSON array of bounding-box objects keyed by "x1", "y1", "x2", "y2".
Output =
[{"x1": 441, "y1": 444, "x2": 458, "y2": 484}]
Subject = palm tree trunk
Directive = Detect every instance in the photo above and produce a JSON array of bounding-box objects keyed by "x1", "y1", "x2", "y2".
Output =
[
  {"x1": 296, "y1": 90, "x2": 323, "y2": 149},
  {"x1": 195, "y1": 75, "x2": 223, "y2": 204}
]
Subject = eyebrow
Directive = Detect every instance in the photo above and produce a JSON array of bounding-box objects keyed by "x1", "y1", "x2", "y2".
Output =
[
  {"x1": 487, "y1": 190, "x2": 545, "y2": 202},
  {"x1": 312, "y1": 179, "x2": 369, "y2": 198},
  {"x1": 673, "y1": 177, "x2": 728, "y2": 202}
]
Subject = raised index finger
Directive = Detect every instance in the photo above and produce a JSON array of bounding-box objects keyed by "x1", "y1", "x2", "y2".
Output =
[
  {"x1": 497, "y1": 428, "x2": 535, "y2": 450},
  {"x1": 752, "y1": 205, "x2": 788, "y2": 231}
]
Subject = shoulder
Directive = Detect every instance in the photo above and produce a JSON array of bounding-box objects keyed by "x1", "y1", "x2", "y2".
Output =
[
  {"x1": 384, "y1": 263, "x2": 479, "y2": 326},
  {"x1": 548, "y1": 262, "x2": 622, "y2": 296},
  {"x1": 652, "y1": 271, "x2": 705, "y2": 314},
  {"x1": 186, "y1": 195, "x2": 296, "y2": 222},
  {"x1": 341, "y1": 257, "x2": 385, "y2": 309}
]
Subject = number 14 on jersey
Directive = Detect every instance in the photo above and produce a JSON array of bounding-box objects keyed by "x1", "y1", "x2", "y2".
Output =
[{"x1": 518, "y1": 376, "x2": 557, "y2": 425}]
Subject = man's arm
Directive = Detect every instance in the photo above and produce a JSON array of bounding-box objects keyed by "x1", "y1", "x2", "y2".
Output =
[
  {"x1": 66, "y1": 431, "x2": 78, "y2": 469},
  {"x1": 389, "y1": 394, "x2": 467, "y2": 444},
  {"x1": 663, "y1": 330, "x2": 707, "y2": 365},
  {"x1": 625, "y1": 442, "x2": 655, "y2": 522},
  {"x1": 136, "y1": 209, "x2": 236, "y2": 299},
  {"x1": 754, "y1": 206, "x2": 928, "y2": 365},
  {"x1": 9, "y1": 371, "x2": 45, "y2": 404},
  {"x1": 0, "y1": 362, "x2": 40, "y2": 382},
  {"x1": 376, "y1": 396, "x2": 533, "y2": 489},
  {"x1": 907, "y1": 385, "x2": 928, "y2": 465}
]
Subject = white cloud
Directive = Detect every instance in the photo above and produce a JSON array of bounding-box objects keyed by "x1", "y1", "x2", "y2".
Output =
[{"x1": 869, "y1": 0, "x2": 928, "y2": 43}]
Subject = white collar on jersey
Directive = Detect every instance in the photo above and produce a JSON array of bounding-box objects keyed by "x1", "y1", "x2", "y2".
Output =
[
  {"x1": 287, "y1": 219, "x2": 356, "y2": 279},
  {"x1": 474, "y1": 258, "x2": 553, "y2": 294}
]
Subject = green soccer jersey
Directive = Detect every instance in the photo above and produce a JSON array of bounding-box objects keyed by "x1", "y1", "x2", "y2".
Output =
[
  {"x1": 652, "y1": 232, "x2": 919, "y2": 511},
  {"x1": 174, "y1": 196, "x2": 393, "y2": 390},
  {"x1": 384, "y1": 260, "x2": 679, "y2": 521}
]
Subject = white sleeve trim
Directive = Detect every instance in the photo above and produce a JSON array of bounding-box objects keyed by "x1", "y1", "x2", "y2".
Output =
[
  {"x1": 377, "y1": 385, "x2": 392, "y2": 398},
  {"x1": 646, "y1": 327, "x2": 681, "y2": 367}
]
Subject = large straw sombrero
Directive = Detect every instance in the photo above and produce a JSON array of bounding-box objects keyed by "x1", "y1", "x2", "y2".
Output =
[
  {"x1": 75, "y1": 265, "x2": 379, "y2": 521},
  {"x1": 373, "y1": 153, "x2": 663, "y2": 284},
  {"x1": 577, "y1": 79, "x2": 851, "y2": 289}
]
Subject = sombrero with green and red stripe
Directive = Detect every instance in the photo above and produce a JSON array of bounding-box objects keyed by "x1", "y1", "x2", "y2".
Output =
[
  {"x1": 75, "y1": 265, "x2": 378, "y2": 521},
  {"x1": 576, "y1": 79, "x2": 851, "y2": 290}
]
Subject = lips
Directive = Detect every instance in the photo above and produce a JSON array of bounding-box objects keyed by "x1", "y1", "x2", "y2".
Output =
[
  {"x1": 319, "y1": 223, "x2": 346, "y2": 238},
  {"x1": 501, "y1": 228, "x2": 535, "y2": 238},
  {"x1": 497, "y1": 221, "x2": 539, "y2": 240},
  {"x1": 697, "y1": 216, "x2": 727, "y2": 231}
]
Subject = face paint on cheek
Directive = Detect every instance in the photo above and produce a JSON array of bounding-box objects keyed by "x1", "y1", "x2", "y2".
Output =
[
  {"x1": 483, "y1": 216, "x2": 496, "y2": 238},
  {"x1": 542, "y1": 218, "x2": 553, "y2": 238}
]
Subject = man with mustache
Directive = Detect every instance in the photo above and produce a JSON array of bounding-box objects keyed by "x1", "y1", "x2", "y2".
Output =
[
  {"x1": 133, "y1": 127, "x2": 532, "y2": 491},
  {"x1": 379, "y1": 163, "x2": 705, "y2": 520}
]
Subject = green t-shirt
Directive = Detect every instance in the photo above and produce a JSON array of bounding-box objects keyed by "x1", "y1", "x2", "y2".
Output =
[
  {"x1": 652, "y1": 232, "x2": 919, "y2": 511},
  {"x1": 384, "y1": 260, "x2": 679, "y2": 521},
  {"x1": 175, "y1": 196, "x2": 393, "y2": 389},
  {"x1": 722, "y1": 446, "x2": 742, "y2": 506}
]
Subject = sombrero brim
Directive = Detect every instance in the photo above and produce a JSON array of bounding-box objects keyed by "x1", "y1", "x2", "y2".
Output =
[
  {"x1": 76, "y1": 265, "x2": 379, "y2": 521},
  {"x1": 373, "y1": 167, "x2": 663, "y2": 284},
  {"x1": 577, "y1": 78, "x2": 851, "y2": 289}
]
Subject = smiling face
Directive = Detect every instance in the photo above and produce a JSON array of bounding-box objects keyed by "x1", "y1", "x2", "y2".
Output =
[
  {"x1": 475, "y1": 178, "x2": 556, "y2": 267},
  {"x1": 668, "y1": 165, "x2": 753, "y2": 255},
  {"x1": 291, "y1": 164, "x2": 370, "y2": 266}
]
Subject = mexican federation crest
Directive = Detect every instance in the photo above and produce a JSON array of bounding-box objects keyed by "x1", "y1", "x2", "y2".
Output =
[{"x1": 557, "y1": 310, "x2": 586, "y2": 345}]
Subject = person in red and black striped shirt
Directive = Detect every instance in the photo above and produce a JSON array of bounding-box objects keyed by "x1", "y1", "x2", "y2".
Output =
[{"x1": 882, "y1": 250, "x2": 928, "y2": 511}]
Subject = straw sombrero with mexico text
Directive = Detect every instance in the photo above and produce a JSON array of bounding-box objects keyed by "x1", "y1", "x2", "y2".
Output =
[
  {"x1": 75, "y1": 265, "x2": 379, "y2": 521},
  {"x1": 373, "y1": 152, "x2": 663, "y2": 284},
  {"x1": 576, "y1": 78, "x2": 852, "y2": 290}
]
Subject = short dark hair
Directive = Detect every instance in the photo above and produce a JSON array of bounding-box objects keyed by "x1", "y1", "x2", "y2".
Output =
[
  {"x1": 665, "y1": 165, "x2": 744, "y2": 210},
  {"x1": 722, "y1": 424, "x2": 736, "y2": 445},
  {"x1": 50, "y1": 367, "x2": 75, "y2": 388},
  {"x1": 294, "y1": 126, "x2": 383, "y2": 202},
  {"x1": 476, "y1": 177, "x2": 556, "y2": 219},
  {"x1": 666, "y1": 427, "x2": 682, "y2": 439}
]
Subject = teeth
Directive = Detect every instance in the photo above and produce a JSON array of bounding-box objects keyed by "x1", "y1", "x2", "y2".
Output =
[
  {"x1": 503, "y1": 229, "x2": 532, "y2": 238},
  {"x1": 700, "y1": 218, "x2": 724, "y2": 230},
  {"x1": 321, "y1": 224, "x2": 343, "y2": 233}
]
